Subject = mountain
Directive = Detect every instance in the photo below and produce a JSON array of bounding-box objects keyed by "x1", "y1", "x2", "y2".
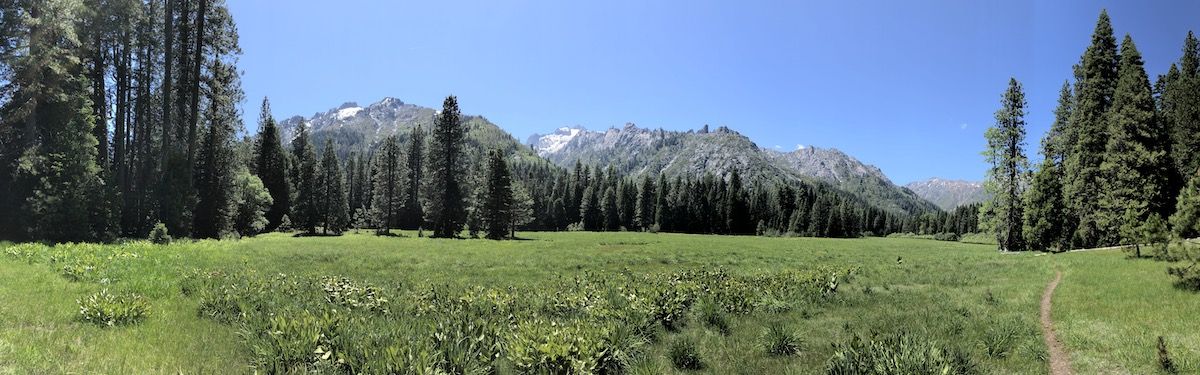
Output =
[
  {"x1": 277, "y1": 97, "x2": 543, "y2": 165},
  {"x1": 530, "y1": 124, "x2": 938, "y2": 215},
  {"x1": 903, "y1": 178, "x2": 987, "y2": 211}
]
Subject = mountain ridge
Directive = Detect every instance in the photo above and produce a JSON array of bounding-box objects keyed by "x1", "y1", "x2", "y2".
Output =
[{"x1": 903, "y1": 177, "x2": 987, "y2": 211}]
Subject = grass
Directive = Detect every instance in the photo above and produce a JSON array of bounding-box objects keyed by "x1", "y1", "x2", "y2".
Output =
[{"x1": 0, "y1": 231, "x2": 1194, "y2": 373}]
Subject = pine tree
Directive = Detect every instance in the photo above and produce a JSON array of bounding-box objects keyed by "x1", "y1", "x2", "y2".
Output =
[
  {"x1": 405, "y1": 125, "x2": 425, "y2": 229},
  {"x1": 1171, "y1": 170, "x2": 1200, "y2": 239},
  {"x1": 191, "y1": 61, "x2": 240, "y2": 239},
  {"x1": 0, "y1": 0, "x2": 106, "y2": 242},
  {"x1": 602, "y1": 186, "x2": 619, "y2": 231},
  {"x1": 1064, "y1": 10, "x2": 1120, "y2": 248},
  {"x1": 1168, "y1": 32, "x2": 1200, "y2": 184},
  {"x1": 481, "y1": 149, "x2": 514, "y2": 239},
  {"x1": 981, "y1": 78, "x2": 1029, "y2": 251},
  {"x1": 253, "y1": 97, "x2": 290, "y2": 231},
  {"x1": 1098, "y1": 35, "x2": 1173, "y2": 246},
  {"x1": 653, "y1": 173, "x2": 669, "y2": 230},
  {"x1": 371, "y1": 136, "x2": 405, "y2": 235},
  {"x1": 634, "y1": 174, "x2": 656, "y2": 230},
  {"x1": 511, "y1": 182, "x2": 535, "y2": 238},
  {"x1": 726, "y1": 171, "x2": 750, "y2": 234},
  {"x1": 317, "y1": 140, "x2": 349, "y2": 235},
  {"x1": 1024, "y1": 82, "x2": 1073, "y2": 251},
  {"x1": 290, "y1": 121, "x2": 319, "y2": 234},
  {"x1": 425, "y1": 96, "x2": 466, "y2": 238}
]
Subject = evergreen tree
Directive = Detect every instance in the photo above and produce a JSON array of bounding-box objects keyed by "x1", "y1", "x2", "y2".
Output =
[
  {"x1": 1064, "y1": 10, "x2": 1119, "y2": 248},
  {"x1": 1168, "y1": 32, "x2": 1200, "y2": 184},
  {"x1": 635, "y1": 174, "x2": 656, "y2": 230},
  {"x1": 602, "y1": 186, "x2": 620, "y2": 231},
  {"x1": 371, "y1": 136, "x2": 405, "y2": 235},
  {"x1": 511, "y1": 182, "x2": 535, "y2": 238},
  {"x1": 725, "y1": 171, "x2": 750, "y2": 234},
  {"x1": 981, "y1": 78, "x2": 1029, "y2": 251},
  {"x1": 653, "y1": 173, "x2": 669, "y2": 230},
  {"x1": 253, "y1": 97, "x2": 290, "y2": 231},
  {"x1": 405, "y1": 125, "x2": 425, "y2": 229},
  {"x1": 290, "y1": 122, "x2": 319, "y2": 234},
  {"x1": 317, "y1": 140, "x2": 349, "y2": 235},
  {"x1": 1024, "y1": 82, "x2": 1073, "y2": 251},
  {"x1": 481, "y1": 149, "x2": 514, "y2": 239},
  {"x1": 191, "y1": 61, "x2": 240, "y2": 239},
  {"x1": 1098, "y1": 36, "x2": 1173, "y2": 245},
  {"x1": 425, "y1": 96, "x2": 466, "y2": 238},
  {"x1": 1171, "y1": 170, "x2": 1200, "y2": 239},
  {"x1": 0, "y1": 0, "x2": 105, "y2": 242}
]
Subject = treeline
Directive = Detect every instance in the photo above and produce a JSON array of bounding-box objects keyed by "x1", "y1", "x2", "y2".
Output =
[
  {"x1": 0, "y1": 0, "x2": 247, "y2": 242},
  {"x1": 982, "y1": 10, "x2": 1200, "y2": 251}
]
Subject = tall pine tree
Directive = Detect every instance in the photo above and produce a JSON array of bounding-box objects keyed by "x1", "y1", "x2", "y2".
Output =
[
  {"x1": 1098, "y1": 35, "x2": 1173, "y2": 246},
  {"x1": 1064, "y1": 10, "x2": 1119, "y2": 248},
  {"x1": 404, "y1": 125, "x2": 425, "y2": 229},
  {"x1": 425, "y1": 96, "x2": 466, "y2": 238},
  {"x1": 481, "y1": 149, "x2": 514, "y2": 239},
  {"x1": 253, "y1": 97, "x2": 290, "y2": 231},
  {"x1": 371, "y1": 135, "x2": 405, "y2": 235},
  {"x1": 1023, "y1": 82, "x2": 1073, "y2": 251},
  {"x1": 981, "y1": 78, "x2": 1029, "y2": 251},
  {"x1": 317, "y1": 139, "x2": 349, "y2": 235},
  {"x1": 290, "y1": 121, "x2": 319, "y2": 234}
]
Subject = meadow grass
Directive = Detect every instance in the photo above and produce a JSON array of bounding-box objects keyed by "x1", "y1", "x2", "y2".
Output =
[{"x1": 0, "y1": 231, "x2": 1192, "y2": 374}]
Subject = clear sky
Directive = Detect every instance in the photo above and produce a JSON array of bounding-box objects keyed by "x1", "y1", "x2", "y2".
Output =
[{"x1": 228, "y1": 0, "x2": 1200, "y2": 185}]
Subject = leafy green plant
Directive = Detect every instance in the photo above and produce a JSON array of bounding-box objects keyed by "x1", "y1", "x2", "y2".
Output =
[
  {"x1": 668, "y1": 337, "x2": 704, "y2": 370},
  {"x1": 761, "y1": 323, "x2": 802, "y2": 356},
  {"x1": 78, "y1": 290, "x2": 150, "y2": 327},
  {"x1": 149, "y1": 222, "x2": 171, "y2": 244}
]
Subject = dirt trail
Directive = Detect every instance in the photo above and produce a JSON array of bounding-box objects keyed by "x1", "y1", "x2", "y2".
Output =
[{"x1": 1041, "y1": 270, "x2": 1072, "y2": 375}]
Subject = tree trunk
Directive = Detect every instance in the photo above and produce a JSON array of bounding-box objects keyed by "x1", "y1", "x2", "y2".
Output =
[
  {"x1": 186, "y1": 0, "x2": 207, "y2": 170},
  {"x1": 92, "y1": 26, "x2": 109, "y2": 168}
]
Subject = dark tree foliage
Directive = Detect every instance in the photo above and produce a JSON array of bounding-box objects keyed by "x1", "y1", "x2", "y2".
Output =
[
  {"x1": 317, "y1": 140, "x2": 349, "y2": 235},
  {"x1": 425, "y1": 96, "x2": 467, "y2": 238},
  {"x1": 290, "y1": 122, "x2": 319, "y2": 234},
  {"x1": 982, "y1": 78, "x2": 1028, "y2": 251},
  {"x1": 1064, "y1": 10, "x2": 1119, "y2": 249},
  {"x1": 1024, "y1": 82, "x2": 1073, "y2": 251},
  {"x1": 481, "y1": 149, "x2": 514, "y2": 239},
  {"x1": 371, "y1": 136, "x2": 405, "y2": 234},
  {"x1": 191, "y1": 60, "x2": 240, "y2": 239},
  {"x1": 253, "y1": 97, "x2": 290, "y2": 231},
  {"x1": 403, "y1": 125, "x2": 425, "y2": 229}
]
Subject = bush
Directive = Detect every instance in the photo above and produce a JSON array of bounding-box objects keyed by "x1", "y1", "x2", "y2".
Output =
[
  {"x1": 933, "y1": 232, "x2": 960, "y2": 241},
  {"x1": 696, "y1": 301, "x2": 730, "y2": 335},
  {"x1": 668, "y1": 338, "x2": 703, "y2": 370},
  {"x1": 78, "y1": 290, "x2": 151, "y2": 327},
  {"x1": 149, "y1": 222, "x2": 171, "y2": 244},
  {"x1": 761, "y1": 323, "x2": 801, "y2": 356},
  {"x1": 826, "y1": 331, "x2": 976, "y2": 375}
]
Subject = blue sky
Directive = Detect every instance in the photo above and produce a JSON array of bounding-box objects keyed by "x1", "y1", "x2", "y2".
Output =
[{"x1": 229, "y1": 1, "x2": 1199, "y2": 184}]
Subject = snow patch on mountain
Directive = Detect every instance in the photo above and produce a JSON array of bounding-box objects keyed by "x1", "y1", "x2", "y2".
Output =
[
  {"x1": 527, "y1": 127, "x2": 587, "y2": 156},
  {"x1": 337, "y1": 107, "x2": 363, "y2": 120}
]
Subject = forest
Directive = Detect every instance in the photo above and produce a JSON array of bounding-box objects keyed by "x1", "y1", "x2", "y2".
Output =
[{"x1": 0, "y1": 0, "x2": 975, "y2": 244}]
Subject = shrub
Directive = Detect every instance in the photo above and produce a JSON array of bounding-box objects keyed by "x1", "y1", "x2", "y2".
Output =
[
  {"x1": 149, "y1": 222, "x2": 171, "y2": 244},
  {"x1": 78, "y1": 290, "x2": 151, "y2": 327},
  {"x1": 933, "y1": 232, "x2": 960, "y2": 241},
  {"x1": 761, "y1": 323, "x2": 801, "y2": 356},
  {"x1": 826, "y1": 331, "x2": 976, "y2": 375},
  {"x1": 4, "y1": 243, "x2": 48, "y2": 263},
  {"x1": 668, "y1": 338, "x2": 703, "y2": 370},
  {"x1": 696, "y1": 301, "x2": 730, "y2": 335}
]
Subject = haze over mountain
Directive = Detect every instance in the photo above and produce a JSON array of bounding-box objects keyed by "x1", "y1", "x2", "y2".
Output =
[{"x1": 903, "y1": 178, "x2": 987, "y2": 211}]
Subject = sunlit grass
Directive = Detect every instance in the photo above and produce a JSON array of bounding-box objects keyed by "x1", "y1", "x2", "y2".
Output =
[{"x1": 0, "y1": 232, "x2": 1192, "y2": 373}]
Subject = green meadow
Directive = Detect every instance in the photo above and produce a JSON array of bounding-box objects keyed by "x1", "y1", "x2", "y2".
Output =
[{"x1": 1, "y1": 232, "x2": 1196, "y2": 374}]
